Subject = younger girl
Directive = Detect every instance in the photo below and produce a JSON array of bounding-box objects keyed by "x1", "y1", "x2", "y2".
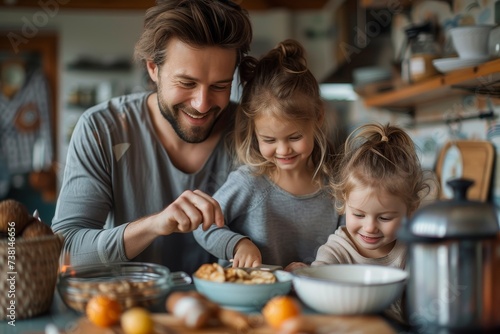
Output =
[
  {"x1": 312, "y1": 123, "x2": 434, "y2": 267},
  {"x1": 194, "y1": 39, "x2": 340, "y2": 271},
  {"x1": 312, "y1": 122, "x2": 436, "y2": 323}
]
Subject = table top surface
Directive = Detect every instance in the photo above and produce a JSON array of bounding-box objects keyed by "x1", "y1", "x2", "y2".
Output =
[{"x1": 0, "y1": 285, "x2": 411, "y2": 334}]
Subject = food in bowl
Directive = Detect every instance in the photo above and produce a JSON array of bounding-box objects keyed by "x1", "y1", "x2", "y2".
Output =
[
  {"x1": 58, "y1": 262, "x2": 190, "y2": 313},
  {"x1": 292, "y1": 264, "x2": 408, "y2": 315},
  {"x1": 195, "y1": 262, "x2": 277, "y2": 284},
  {"x1": 193, "y1": 263, "x2": 292, "y2": 311}
]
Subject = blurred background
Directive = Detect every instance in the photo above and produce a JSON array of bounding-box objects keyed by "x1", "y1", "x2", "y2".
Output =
[{"x1": 0, "y1": 0, "x2": 499, "y2": 222}]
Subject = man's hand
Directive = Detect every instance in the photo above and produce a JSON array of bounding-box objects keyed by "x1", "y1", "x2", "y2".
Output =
[
  {"x1": 156, "y1": 189, "x2": 225, "y2": 235},
  {"x1": 124, "y1": 189, "x2": 224, "y2": 259}
]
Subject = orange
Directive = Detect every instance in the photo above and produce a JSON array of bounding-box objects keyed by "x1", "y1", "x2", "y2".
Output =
[
  {"x1": 86, "y1": 295, "x2": 122, "y2": 327},
  {"x1": 121, "y1": 307, "x2": 154, "y2": 334},
  {"x1": 262, "y1": 296, "x2": 301, "y2": 329}
]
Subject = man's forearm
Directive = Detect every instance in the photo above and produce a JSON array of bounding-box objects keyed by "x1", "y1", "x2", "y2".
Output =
[{"x1": 123, "y1": 214, "x2": 161, "y2": 259}]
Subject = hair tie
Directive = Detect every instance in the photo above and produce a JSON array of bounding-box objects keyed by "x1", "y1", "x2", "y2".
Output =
[{"x1": 381, "y1": 135, "x2": 389, "y2": 142}]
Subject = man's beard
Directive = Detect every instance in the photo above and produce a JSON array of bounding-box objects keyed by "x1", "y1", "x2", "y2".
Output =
[{"x1": 157, "y1": 94, "x2": 221, "y2": 144}]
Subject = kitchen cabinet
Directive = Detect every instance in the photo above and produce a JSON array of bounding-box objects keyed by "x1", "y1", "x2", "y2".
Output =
[
  {"x1": 60, "y1": 63, "x2": 139, "y2": 160},
  {"x1": 64, "y1": 60, "x2": 133, "y2": 110},
  {"x1": 362, "y1": 58, "x2": 500, "y2": 112}
]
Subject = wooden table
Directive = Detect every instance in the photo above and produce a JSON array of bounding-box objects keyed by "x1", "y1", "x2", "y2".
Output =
[
  {"x1": 72, "y1": 313, "x2": 397, "y2": 333},
  {"x1": 0, "y1": 287, "x2": 406, "y2": 334}
]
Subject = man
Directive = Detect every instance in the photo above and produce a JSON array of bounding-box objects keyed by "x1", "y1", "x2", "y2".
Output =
[{"x1": 52, "y1": 0, "x2": 253, "y2": 274}]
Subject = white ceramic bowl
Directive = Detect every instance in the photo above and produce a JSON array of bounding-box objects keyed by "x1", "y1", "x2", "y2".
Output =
[
  {"x1": 449, "y1": 25, "x2": 494, "y2": 59},
  {"x1": 292, "y1": 264, "x2": 408, "y2": 315},
  {"x1": 193, "y1": 270, "x2": 292, "y2": 311}
]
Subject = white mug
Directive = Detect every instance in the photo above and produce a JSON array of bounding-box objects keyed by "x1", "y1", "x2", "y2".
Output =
[{"x1": 489, "y1": 25, "x2": 500, "y2": 58}]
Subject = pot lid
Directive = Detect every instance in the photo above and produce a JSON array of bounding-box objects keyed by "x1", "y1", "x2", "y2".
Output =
[{"x1": 401, "y1": 178, "x2": 498, "y2": 240}]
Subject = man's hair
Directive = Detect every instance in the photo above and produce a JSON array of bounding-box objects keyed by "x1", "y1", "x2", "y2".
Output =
[{"x1": 134, "y1": 0, "x2": 252, "y2": 67}]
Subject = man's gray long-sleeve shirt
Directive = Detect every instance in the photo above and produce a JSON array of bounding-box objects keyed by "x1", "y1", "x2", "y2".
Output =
[
  {"x1": 52, "y1": 92, "x2": 235, "y2": 274},
  {"x1": 193, "y1": 165, "x2": 340, "y2": 267}
]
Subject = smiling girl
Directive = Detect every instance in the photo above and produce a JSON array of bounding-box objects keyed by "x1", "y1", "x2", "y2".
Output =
[
  {"x1": 193, "y1": 39, "x2": 340, "y2": 271},
  {"x1": 312, "y1": 123, "x2": 434, "y2": 267},
  {"x1": 312, "y1": 123, "x2": 436, "y2": 323}
]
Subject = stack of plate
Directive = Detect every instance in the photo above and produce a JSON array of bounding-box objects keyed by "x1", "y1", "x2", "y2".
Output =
[{"x1": 432, "y1": 56, "x2": 490, "y2": 73}]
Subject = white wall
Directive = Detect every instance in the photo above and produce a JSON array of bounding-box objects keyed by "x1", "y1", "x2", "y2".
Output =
[
  {"x1": 292, "y1": 9, "x2": 337, "y2": 82},
  {"x1": 249, "y1": 8, "x2": 338, "y2": 81},
  {"x1": 250, "y1": 9, "x2": 291, "y2": 57}
]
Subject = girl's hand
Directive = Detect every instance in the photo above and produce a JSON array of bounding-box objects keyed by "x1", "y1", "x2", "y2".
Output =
[
  {"x1": 284, "y1": 262, "x2": 309, "y2": 272},
  {"x1": 232, "y1": 239, "x2": 262, "y2": 268}
]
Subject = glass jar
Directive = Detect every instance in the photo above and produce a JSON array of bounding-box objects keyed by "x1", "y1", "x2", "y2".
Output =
[
  {"x1": 408, "y1": 33, "x2": 440, "y2": 82},
  {"x1": 401, "y1": 22, "x2": 440, "y2": 84},
  {"x1": 490, "y1": 25, "x2": 500, "y2": 58}
]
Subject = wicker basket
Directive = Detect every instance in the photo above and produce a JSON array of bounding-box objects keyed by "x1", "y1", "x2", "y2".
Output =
[{"x1": 0, "y1": 233, "x2": 63, "y2": 320}]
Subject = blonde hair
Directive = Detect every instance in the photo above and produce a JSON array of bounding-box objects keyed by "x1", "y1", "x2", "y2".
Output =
[
  {"x1": 332, "y1": 123, "x2": 434, "y2": 215},
  {"x1": 235, "y1": 39, "x2": 332, "y2": 181}
]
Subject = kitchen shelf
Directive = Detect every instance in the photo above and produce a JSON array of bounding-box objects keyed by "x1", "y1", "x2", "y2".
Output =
[
  {"x1": 363, "y1": 58, "x2": 500, "y2": 111},
  {"x1": 360, "y1": 0, "x2": 451, "y2": 8},
  {"x1": 66, "y1": 60, "x2": 132, "y2": 72},
  {"x1": 360, "y1": 0, "x2": 412, "y2": 8}
]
